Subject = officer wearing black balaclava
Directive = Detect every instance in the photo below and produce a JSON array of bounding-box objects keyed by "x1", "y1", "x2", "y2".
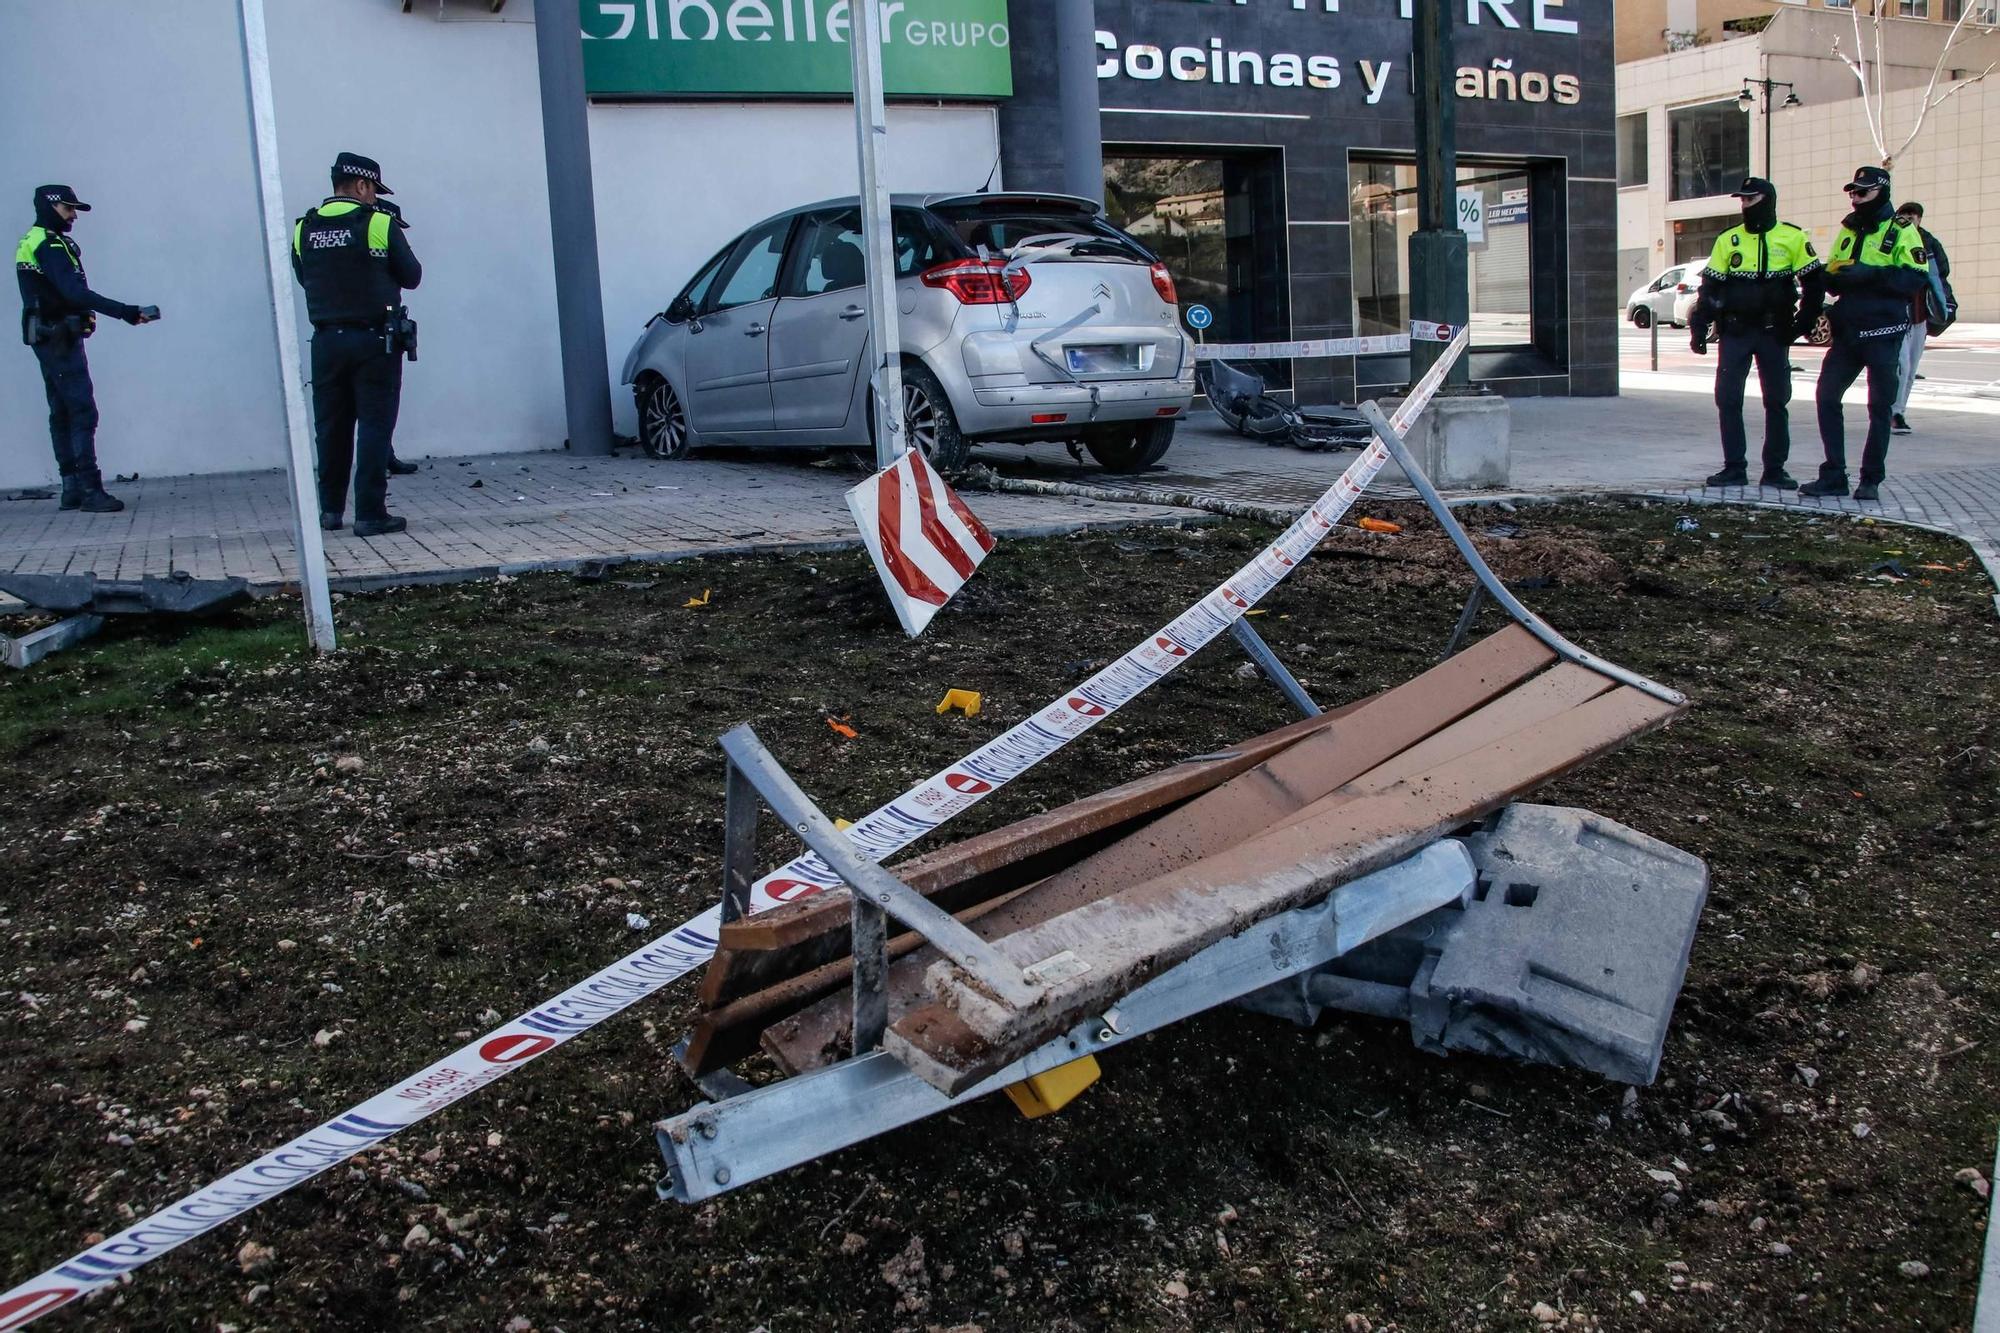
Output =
[
  {"x1": 1688, "y1": 177, "x2": 1824, "y2": 492},
  {"x1": 15, "y1": 185, "x2": 159, "y2": 512},
  {"x1": 1801, "y1": 165, "x2": 1931, "y2": 503}
]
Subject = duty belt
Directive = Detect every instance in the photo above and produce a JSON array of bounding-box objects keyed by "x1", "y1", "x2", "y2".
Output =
[{"x1": 313, "y1": 319, "x2": 385, "y2": 333}]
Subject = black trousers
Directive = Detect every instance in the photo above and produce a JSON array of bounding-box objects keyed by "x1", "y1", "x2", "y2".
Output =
[
  {"x1": 32, "y1": 339, "x2": 101, "y2": 480},
  {"x1": 1713, "y1": 326, "x2": 1792, "y2": 475},
  {"x1": 1815, "y1": 333, "x2": 1903, "y2": 487},
  {"x1": 310, "y1": 327, "x2": 402, "y2": 521}
]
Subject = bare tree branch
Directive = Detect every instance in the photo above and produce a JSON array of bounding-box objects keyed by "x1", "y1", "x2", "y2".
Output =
[{"x1": 1891, "y1": 59, "x2": 1999, "y2": 165}]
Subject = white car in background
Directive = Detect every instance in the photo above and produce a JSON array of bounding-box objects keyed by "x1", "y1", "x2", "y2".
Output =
[{"x1": 1626, "y1": 263, "x2": 1701, "y2": 330}]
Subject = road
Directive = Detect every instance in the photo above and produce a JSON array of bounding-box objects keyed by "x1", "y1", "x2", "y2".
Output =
[{"x1": 1617, "y1": 325, "x2": 2000, "y2": 403}]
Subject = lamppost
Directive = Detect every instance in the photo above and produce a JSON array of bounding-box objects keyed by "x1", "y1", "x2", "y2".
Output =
[{"x1": 1738, "y1": 78, "x2": 1802, "y2": 183}]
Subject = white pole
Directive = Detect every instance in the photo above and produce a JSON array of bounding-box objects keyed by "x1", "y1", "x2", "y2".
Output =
[
  {"x1": 236, "y1": 0, "x2": 336, "y2": 653},
  {"x1": 849, "y1": 0, "x2": 907, "y2": 471}
]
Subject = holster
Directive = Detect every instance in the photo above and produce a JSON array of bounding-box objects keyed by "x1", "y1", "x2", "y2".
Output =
[{"x1": 22, "y1": 311, "x2": 90, "y2": 347}]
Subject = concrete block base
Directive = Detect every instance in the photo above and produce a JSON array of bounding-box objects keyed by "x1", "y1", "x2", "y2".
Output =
[{"x1": 1379, "y1": 390, "x2": 1513, "y2": 490}]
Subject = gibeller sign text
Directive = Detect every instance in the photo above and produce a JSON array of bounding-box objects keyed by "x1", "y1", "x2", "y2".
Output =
[{"x1": 580, "y1": 0, "x2": 1013, "y2": 98}]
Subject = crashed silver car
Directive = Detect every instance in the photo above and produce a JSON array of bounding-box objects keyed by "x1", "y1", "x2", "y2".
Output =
[{"x1": 618, "y1": 192, "x2": 1197, "y2": 473}]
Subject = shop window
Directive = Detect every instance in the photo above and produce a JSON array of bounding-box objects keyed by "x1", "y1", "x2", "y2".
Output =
[
  {"x1": 1617, "y1": 113, "x2": 1649, "y2": 189},
  {"x1": 1668, "y1": 99, "x2": 1750, "y2": 201},
  {"x1": 1349, "y1": 161, "x2": 1534, "y2": 349},
  {"x1": 1103, "y1": 150, "x2": 1290, "y2": 388}
]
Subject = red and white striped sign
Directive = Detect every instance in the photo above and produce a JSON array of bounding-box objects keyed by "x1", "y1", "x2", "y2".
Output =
[{"x1": 846, "y1": 449, "x2": 997, "y2": 637}]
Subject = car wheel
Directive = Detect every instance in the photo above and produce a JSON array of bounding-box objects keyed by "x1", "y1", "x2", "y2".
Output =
[
  {"x1": 1631, "y1": 306, "x2": 1653, "y2": 329},
  {"x1": 898, "y1": 363, "x2": 971, "y2": 472},
  {"x1": 1807, "y1": 313, "x2": 1833, "y2": 346},
  {"x1": 1085, "y1": 419, "x2": 1175, "y2": 474},
  {"x1": 636, "y1": 375, "x2": 690, "y2": 460}
]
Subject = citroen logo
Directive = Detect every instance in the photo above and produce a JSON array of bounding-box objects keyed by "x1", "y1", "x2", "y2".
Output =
[{"x1": 1093, "y1": 281, "x2": 1114, "y2": 301}]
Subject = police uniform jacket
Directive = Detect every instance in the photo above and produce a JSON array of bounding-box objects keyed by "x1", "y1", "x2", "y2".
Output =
[
  {"x1": 1691, "y1": 221, "x2": 1824, "y2": 340},
  {"x1": 1824, "y1": 199, "x2": 1928, "y2": 340},
  {"x1": 16, "y1": 193, "x2": 139, "y2": 332},
  {"x1": 290, "y1": 196, "x2": 422, "y2": 327}
]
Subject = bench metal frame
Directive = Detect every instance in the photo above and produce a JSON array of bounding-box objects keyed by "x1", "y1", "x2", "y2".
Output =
[{"x1": 653, "y1": 401, "x2": 1684, "y2": 1200}]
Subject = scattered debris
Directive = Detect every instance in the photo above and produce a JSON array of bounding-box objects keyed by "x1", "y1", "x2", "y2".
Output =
[{"x1": 935, "y1": 689, "x2": 982, "y2": 718}]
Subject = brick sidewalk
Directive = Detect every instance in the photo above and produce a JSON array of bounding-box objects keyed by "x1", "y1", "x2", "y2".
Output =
[{"x1": 0, "y1": 452, "x2": 1194, "y2": 593}]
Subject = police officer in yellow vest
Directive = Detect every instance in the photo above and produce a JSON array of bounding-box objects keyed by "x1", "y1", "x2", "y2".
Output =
[
  {"x1": 290, "y1": 153, "x2": 421, "y2": 537},
  {"x1": 1688, "y1": 177, "x2": 1825, "y2": 491},
  {"x1": 1801, "y1": 165, "x2": 1930, "y2": 503}
]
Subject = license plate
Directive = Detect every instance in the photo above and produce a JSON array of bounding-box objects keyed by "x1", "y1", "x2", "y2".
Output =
[{"x1": 1066, "y1": 344, "x2": 1145, "y2": 374}]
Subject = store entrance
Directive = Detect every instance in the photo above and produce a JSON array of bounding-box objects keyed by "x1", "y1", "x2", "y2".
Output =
[{"x1": 1102, "y1": 148, "x2": 1289, "y2": 390}]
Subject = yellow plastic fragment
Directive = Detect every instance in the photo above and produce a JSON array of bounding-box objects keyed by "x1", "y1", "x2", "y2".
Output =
[
  {"x1": 935, "y1": 689, "x2": 982, "y2": 718},
  {"x1": 1003, "y1": 1055, "x2": 1100, "y2": 1119},
  {"x1": 834, "y1": 817, "x2": 853, "y2": 831},
  {"x1": 684, "y1": 588, "x2": 712, "y2": 607}
]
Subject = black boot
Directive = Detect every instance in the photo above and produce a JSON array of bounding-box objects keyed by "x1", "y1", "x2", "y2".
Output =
[
  {"x1": 59, "y1": 474, "x2": 82, "y2": 511},
  {"x1": 78, "y1": 471, "x2": 124, "y2": 514},
  {"x1": 1705, "y1": 467, "x2": 1747, "y2": 488},
  {"x1": 1852, "y1": 482, "x2": 1881, "y2": 502},
  {"x1": 386, "y1": 456, "x2": 419, "y2": 476},
  {"x1": 352, "y1": 514, "x2": 407, "y2": 537},
  {"x1": 1759, "y1": 470, "x2": 1798, "y2": 490},
  {"x1": 1799, "y1": 474, "x2": 1849, "y2": 499}
]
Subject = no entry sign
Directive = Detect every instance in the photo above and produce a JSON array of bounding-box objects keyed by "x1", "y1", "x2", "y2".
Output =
[{"x1": 846, "y1": 449, "x2": 997, "y2": 637}]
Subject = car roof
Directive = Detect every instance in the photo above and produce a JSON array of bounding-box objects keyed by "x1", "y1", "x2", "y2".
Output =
[{"x1": 745, "y1": 190, "x2": 1106, "y2": 231}]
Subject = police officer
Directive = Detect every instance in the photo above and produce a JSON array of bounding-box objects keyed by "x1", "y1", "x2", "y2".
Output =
[
  {"x1": 1689, "y1": 177, "x2": 1825, "y2": 492},
  {"x1": 291, "y1": 152, "x2": 420, "y2": 536},
  {"x1": 15, "y1": 185, "x2": 158, "y2": 512},
  {"x1": 1802, "y1": 166, "x2": 1930, "y2": 503},
  {"x1": 374, "y1": 197, "x2": 419, "y2": 477}
]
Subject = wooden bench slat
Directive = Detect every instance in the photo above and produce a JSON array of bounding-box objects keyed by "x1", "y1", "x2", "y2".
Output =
[
  {"x1": 893, "y1": 685, "x2": 1683, "y2": 1094},
  {"x1": 759, "y1": 625, "x2": 1556, "y2": 1075}
]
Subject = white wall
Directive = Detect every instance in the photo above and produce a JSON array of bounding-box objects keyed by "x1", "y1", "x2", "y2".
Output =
[
  {"x1": 0, "y1": 4, "x2": 1000, "y2": 486},
  {"x1": 588, "y1": 101, "x2": 1000, "y2": 435},
  {"x1": 0, "y1": 0, "x2": 281, "y2": 486}
]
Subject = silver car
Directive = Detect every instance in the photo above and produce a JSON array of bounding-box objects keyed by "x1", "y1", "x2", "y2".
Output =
[
  {"x1": 618, "y1": 192, "x2": 1197, "y2": 473},
  {"x1": 1625, "y1": 263, "x2": 1701, "y2": 330}
]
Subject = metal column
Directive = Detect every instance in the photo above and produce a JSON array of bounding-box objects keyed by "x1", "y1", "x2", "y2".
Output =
[
  {"x1": 532, "y1": 0, "x2": 615, "y2": 456},
  {"x1": 1410, "y1": 0, "x2": 1469, "y2": 389},
  {"x1": 235, "y1": 0, "x2": 336, "y2": 654},
  {"x1": 850, "y1": 0, "x2": 908, "y2": 470},
  {"x1": 1056, "y1": 0, "x2": 1105, "y2": 203}
]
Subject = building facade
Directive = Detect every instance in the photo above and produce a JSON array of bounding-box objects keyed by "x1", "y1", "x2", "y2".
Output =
[
  {"x1": 1005, "y1": 0, "x2": 1615, "y2": 406},
  {"x1": 1617, "y1": 0, "x2": 1997, "y2": 66},
  {"x1": 3, "y1": 0, "x2": 1613, "y2": 490},
  {"x1": 1615, "y1": 6, "x2": 1998, "y2": 316}
]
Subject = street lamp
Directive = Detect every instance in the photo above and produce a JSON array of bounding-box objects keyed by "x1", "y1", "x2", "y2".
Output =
[{"x1": 1739, "y1": 77, "x2": 1802, "y2": 183}]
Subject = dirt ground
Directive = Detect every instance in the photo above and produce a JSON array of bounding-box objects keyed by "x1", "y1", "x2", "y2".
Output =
[{"x1": 0, "y1": 498, "x2": 1995, "y2": 1332}]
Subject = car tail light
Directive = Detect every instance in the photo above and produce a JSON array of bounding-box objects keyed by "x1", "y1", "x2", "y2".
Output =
[
  {"x1": 1030, "y1": 412, "x2": 1068, "y2": 424},
  {"x1": 1156, "y1": 407, "x2": 1181, "y2": 416},
  {"x1": 921, "y1": 259, "x2": 1031, "y2": 305},
  {"x1": 1151, "y1": 262, "x2": 1178, "y2": 306}
]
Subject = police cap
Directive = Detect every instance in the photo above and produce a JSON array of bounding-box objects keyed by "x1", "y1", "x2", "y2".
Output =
[
  {"x1": 35, "y1": 184, "x2": 90, "y2": 212},
  {"x1": 332, "y1": 151, "x2": 394, "y2": 196},
  {"x1": 1730, "y1": 177, "x2": 1775, "y2": 200},
  {"x1": 1844, "y1": 165, "x2": 1891, "y2": 194}
]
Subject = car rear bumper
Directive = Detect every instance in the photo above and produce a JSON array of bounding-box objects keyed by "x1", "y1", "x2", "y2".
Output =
[{"x1": 956, "y1": 378, "x2": 1194, "y2": 436}]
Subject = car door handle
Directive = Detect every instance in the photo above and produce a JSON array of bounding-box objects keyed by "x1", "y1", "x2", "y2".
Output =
[
  {"x1": 745, "y1": 322, "x2": 767, "y2": 337},
  {"x1": 839, "y1": 305, "x2": 867, "y2": 321}
]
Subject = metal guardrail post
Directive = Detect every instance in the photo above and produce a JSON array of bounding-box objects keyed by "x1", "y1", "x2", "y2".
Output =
[
  {"x1": 1355, "y1": 401, "x2": 1686, "y2": 708},
  {"x1": 719, "y1": 759, "x2": 759, "y2": 925},
  {"x1": 1440, "y1": 585, "x2": 1486, "y2": 662},
  {"x1": 1227, "y1": 618, "x2": 1321, "y2": 718},
  {"x1": 717, "y1": 725, "x2": 1044, "y2": 1012}
]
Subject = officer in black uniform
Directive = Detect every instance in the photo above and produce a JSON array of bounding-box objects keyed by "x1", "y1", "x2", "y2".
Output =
[
  {"x1": 15, "y1": 185, "x2": 158, "y2": 512},
  {"x1": 291, "y1": 152, "x2": 421, "y2": 536},
  {"x1": 374, "y1": 198, "x2": 419, "y2": 476}
]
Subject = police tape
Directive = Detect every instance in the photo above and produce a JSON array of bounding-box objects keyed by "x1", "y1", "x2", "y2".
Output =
[
  {"x1": 1190, "y1": 320, "x2": 1458, "y2": 362},
  {"x1": 0, "y1": 327, "x2": 1471, "y2": 1330}
]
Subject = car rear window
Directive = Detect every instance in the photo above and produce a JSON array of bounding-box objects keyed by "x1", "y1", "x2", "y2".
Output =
[{"x1": 928, "y1": 204, "x2": 1150, "y2": 263}]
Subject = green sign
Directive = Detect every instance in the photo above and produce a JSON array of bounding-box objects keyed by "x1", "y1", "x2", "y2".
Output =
[{"x1": 580, "y1": 0, "x2": 1013, "y2": 98}]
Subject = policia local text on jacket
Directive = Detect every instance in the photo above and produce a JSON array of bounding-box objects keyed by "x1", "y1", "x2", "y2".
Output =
[
  {"x1": 1689, "y1": 177, "x2": 1826, "y2": 490},
  {"x1": 1801, "y1": 166, "x2": 1929, "y2": 502},
  {"x1": 290, "y1": 152, "x2": 420, "y2": 536},
  {"x1": 15, "y1": 185, "x2": 156, "y2": 513}
]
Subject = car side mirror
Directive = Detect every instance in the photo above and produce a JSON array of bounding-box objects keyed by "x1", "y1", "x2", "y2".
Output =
[{"x1": 667, "y1": 294, "x2": 696, "y2": 324}]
